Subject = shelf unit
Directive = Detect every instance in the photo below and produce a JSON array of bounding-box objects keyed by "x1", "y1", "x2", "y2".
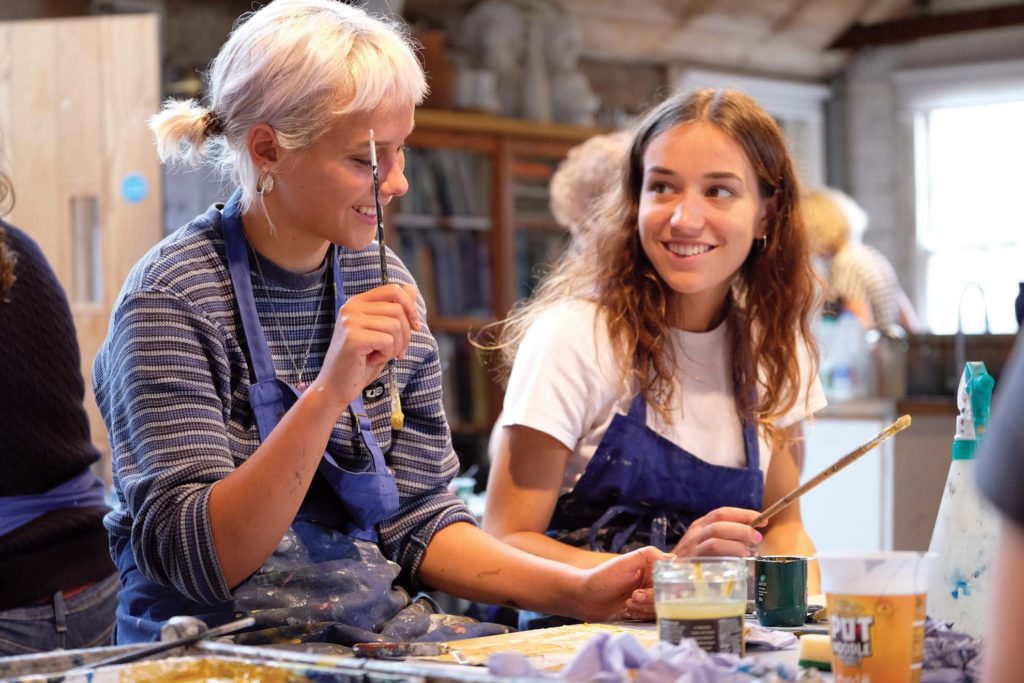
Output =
[{"x1": 393, "y1": 109, "x2": 598, "y2": 472}]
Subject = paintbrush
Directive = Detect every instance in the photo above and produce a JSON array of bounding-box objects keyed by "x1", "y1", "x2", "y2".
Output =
[
  {"x1": 751, "y1": 414, "x2": 912, "y2": 527},
  {"x1": 78, "y1": 617, "x2": 255, "y2": 669},
  {"x1": 369, "y1": 129, "x2": 405, "y2": 431}
]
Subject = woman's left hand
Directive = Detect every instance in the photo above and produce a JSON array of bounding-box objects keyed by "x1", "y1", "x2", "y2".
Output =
[{"x1": 574, "y1": 546, "x2": 671, "y2": 622}]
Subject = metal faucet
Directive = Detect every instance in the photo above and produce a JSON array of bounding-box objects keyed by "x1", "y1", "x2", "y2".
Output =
[{"x1": 955, "y1": 282, "x2": 991, "y2": 380}]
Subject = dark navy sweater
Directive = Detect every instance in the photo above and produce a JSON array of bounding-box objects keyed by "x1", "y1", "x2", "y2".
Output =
[{"x1": 0, "y1": 221, "x2": 114, "y2": 609}]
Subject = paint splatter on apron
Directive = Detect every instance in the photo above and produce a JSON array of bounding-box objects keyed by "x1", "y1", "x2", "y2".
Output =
[
  {"x1": 551, "y1": 392, "x2": 764, "y2": 553},
  {"x1": 520, "y1": 389, "x2": 764, "y2": 629}
]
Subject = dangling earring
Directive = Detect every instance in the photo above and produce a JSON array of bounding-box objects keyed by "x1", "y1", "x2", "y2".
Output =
[
  {"x1": 257, "y1": 167, "x2": 275, "y2": 196},
  {"x1": 756, "y1": 234, "x2": 768, "y2": 252}
]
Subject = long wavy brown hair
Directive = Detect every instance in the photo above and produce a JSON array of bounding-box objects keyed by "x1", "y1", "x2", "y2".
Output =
[
  {"x1": 491, "y1": 88, "x2": 819, "y2": 442},
  {"x1": 0, "y1": 169, "x2": 16, "y2": 303}
]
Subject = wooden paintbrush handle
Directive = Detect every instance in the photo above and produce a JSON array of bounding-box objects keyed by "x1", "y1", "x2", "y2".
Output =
[{"x1": 751, "y1": 414, "x2": 912, "y2": 527}]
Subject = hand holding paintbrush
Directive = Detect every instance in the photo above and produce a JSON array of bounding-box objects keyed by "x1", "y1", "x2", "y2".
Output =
[{"x1": 369, "y1": 129, "x2": 405, "y2": 431}]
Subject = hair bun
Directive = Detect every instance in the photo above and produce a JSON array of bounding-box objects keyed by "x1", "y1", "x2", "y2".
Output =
[{"x1": 203, "y1": 109, "x2": 225, "y2": 137}]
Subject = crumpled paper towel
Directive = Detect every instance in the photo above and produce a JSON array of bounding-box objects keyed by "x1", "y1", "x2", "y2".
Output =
[
  {"x1": 488, "y1": 631, "x2": 811, "y2": 682},
  {"x1": 921, "y1": 618, "x2": 984, "y2": 682}
]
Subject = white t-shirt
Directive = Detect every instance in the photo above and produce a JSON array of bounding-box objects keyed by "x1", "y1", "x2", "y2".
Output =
[{"x1": 500, "y1": 299, "x2": 828, "y2": 495}]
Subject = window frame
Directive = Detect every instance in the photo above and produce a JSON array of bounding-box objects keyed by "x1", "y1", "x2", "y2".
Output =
[{"x1": 895, "y1": 58, "x2": 1024, "y2": 333}]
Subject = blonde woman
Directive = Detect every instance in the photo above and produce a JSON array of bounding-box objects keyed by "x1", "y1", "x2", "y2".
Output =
[{"x1": 94, "y1": 0, "x2": 664, "y2": 645}]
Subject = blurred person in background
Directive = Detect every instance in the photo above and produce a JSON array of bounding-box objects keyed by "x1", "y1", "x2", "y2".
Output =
[
  {"x1": 486, "y1": 128, "x2": 632, "y2": 463},
  {"x1": 802, "y1": 187, "x2": 919, "y2": 335},
  {"x1": 0, "y1": 140, "x2": 118, "y2": 655},
  {"x1": 802, "y1": 188, "x2": 920, "y2": 401},
  {"x1": 548, "y1": 129, "x2": 633, "y2": 239}
]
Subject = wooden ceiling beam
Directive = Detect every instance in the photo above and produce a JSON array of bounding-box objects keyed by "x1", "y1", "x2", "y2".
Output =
[
  {"x1": 669, "y1": 0, "x2": 715, "y2": 28},
  {"x1": 767, "y1": 0, "x2": 815, "y2": 37},
  {"x1": 829, "y1": 3, "x2": 1024, "y2": 49}
]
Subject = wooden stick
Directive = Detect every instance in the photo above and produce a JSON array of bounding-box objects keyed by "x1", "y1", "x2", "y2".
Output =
[{"x1": 751, "y1": 414, "x2": 912, "y2": 527}]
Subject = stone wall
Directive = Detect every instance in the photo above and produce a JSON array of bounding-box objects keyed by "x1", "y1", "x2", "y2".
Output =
[{"x1": 838, "y1": 23, "x2": 1024, "y2": 317}]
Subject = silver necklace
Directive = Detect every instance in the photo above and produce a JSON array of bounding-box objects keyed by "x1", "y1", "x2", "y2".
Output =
[{"x1": 251, "y1": 244, "x2": 329, "y2": 392}]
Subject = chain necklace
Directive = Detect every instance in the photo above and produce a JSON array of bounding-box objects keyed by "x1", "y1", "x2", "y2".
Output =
[{"x1": 250, "y1": 244, "x2": 329, "y2": 392}]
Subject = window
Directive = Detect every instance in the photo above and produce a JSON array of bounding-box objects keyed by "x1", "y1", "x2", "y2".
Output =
[
  {"x1": 898, "y1": 60, "x2": 1024, "y2": 334},
  {"x1": 914, "y1": 101, "x2": 1024, "y2": 334}
]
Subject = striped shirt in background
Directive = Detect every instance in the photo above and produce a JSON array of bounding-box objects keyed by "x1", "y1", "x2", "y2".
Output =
[
  {"x1": 93, "y1": 204, "x2": 474, "y2": 606},
  {"x1": 827, "y1": 241, "x2": 903, "y2": 331}
]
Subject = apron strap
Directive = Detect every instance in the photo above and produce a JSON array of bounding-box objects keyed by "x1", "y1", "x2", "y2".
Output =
[
  {"x1": 589, "y1": 504, "x2": 645, "y2": 553},
  {"x1": 219, "y1": 189, "x2": 397, "y2": 527},
  {"x1": 0, "y1": 468, "x2": 107, "y2": 536},
  {"x1": 625, "y1": 392, "x2": 647, "y2": 422},
  {"x1": 742, "y1": 416, "x2": 760, "y2": 472},
  {"x1": 221, "y1": 190, "x2": 276, "y2": 383},
  {"x1": 348, "y1": 403, "x2": 389, "y2": 468}
]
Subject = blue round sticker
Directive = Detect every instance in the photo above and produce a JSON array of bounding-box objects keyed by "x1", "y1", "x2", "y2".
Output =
[{"x1": 121, "y1": 173, "x2": 148, "y2": 204}]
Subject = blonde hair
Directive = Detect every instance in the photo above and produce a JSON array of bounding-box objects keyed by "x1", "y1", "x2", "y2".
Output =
[
  {"x1": 801, "y1": 187, "x2": 852, "y2": 255},
  {"x1": 491, "y1": 89, "x2": 819, "y2": 440},
  {"x1": 549, "y1": 129, "x2": 631, "y2": 236},
  {"x1": 149, "y1": 0, "x2": 427, "y2": 212}
]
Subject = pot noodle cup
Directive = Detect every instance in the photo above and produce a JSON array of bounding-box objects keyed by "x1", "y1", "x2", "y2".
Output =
[
  {"x1": 653, "y1": 557, "x2": 746, "y2": 654},
  {"x1": 817, "y1": 552, "x2": 934, "y2": 683}
]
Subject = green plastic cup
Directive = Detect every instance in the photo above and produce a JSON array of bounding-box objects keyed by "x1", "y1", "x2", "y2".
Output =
[{"x1": 754, "y1": 555, "x2": 808, "y2": 627}]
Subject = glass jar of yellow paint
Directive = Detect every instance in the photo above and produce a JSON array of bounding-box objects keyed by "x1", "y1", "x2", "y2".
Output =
[{"x1": 653, "y1": 557, "x2": 747, "y2": 654}]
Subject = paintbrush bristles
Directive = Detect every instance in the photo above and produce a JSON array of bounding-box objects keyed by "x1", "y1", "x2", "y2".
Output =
[
  {"x1": 750, "y1": 414, "x2": 912, "y2": 527},
  {"x1": 369, "y1": 128, "x2": 378, "y2": 167}
]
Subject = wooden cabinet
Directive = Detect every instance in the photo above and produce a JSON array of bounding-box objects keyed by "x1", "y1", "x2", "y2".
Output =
[
  {"x1": 395, "y1": 109, "x2": 598, "y2": 471},
  {"x1": 801, "y1": 398, "x2": 956, "y2": 554},
  {"x1": 0, "y1": 14, "x2": 162, "y2": 483}
]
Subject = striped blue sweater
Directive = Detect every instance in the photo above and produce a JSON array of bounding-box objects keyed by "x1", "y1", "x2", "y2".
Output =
[{"x1": 93, "y1": 203, "x2": 474, "y2": 605}]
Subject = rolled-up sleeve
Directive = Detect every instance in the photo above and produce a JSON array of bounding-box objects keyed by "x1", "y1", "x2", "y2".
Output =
[{"x1": 96, "y1": 288, "x2": 235, "y2": 604}]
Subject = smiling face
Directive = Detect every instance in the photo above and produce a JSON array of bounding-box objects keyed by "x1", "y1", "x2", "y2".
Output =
[
  {"x1": 257, "y1": 100, "x2": 415, "y2": 267},
  {"x1": 637, "y1": 121, "x2": 773, "y2": 331}
]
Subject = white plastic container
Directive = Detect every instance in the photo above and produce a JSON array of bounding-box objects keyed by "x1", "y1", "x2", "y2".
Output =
[
  {"x1": 926, "y1": 362, "x2": 998, "y2": 638},
  {"x1": 926, "y1": 459, "x2": 999, "y2": 638},
  {"x1": 818, "y1": 551, "x2": 933, "y2": 596}
]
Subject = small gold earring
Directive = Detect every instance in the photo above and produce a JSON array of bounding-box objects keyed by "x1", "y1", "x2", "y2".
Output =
[
  {"x1": 257, "y1": 168, "x2": 274, "y2": 196},
  {"x1": 756, "y1": 235, "x2": 768, "y2": 252}
]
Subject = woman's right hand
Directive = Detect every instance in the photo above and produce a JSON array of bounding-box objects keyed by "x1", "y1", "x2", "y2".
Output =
[
  {"x1": 573, "y1": 546, "x2": 672, "y2": 623},
  {"x1": 312, "y1": 283, "x2": 420, "y2": 411},
  {"x1": 671, "y1": 507, "x2": 763, "y2": 557}
]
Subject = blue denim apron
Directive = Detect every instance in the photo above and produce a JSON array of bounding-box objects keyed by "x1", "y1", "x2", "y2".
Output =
[
  {"x1": 550, "y1": 392, "x2": 765, "y2": 554},
  {"x1": 114, "y1": 192, "x2": 509, "y2": 645},
  {"x1": 517, "y1": 388, "x2": 765, "y2": 630},
  {"x1": 220, "y1": 194, "x2": 400, "y2": 539}
]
